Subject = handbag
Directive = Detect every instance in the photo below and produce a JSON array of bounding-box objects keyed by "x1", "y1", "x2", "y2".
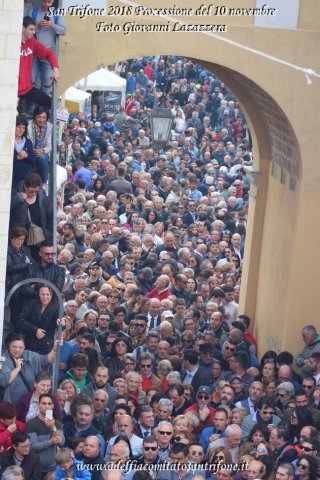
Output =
[{"x1": 27, "y1": 208, "x2": 45, "y2": 246}]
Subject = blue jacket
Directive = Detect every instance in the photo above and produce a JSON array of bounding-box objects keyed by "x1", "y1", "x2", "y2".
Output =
[
  {"x1": 55, "y1": 458, "x2": 91, "y2": 480},
  {"x1": 12, "y1": 138, "x2": 36, "y2": 188}
]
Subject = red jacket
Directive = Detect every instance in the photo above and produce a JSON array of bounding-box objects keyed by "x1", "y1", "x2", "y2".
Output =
[
  {"x1": 19, "y1": 37, "x2": 59, "y2": 95},
  {"x1": 145, "y1": 288, "x2": 172, "y2": 301},
  {"x1": 0, "y1": 420, "x2": 25, "y2": 451},
  {"x1": 184, "y1": 403, "x2": 215, "y2": 433}
]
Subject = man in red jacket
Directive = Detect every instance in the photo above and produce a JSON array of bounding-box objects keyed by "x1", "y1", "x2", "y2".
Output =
[{"x1": 19, "y1": 16, "x2": 59, "y2": 108}]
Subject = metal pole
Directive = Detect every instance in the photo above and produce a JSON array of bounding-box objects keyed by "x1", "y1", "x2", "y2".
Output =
[
  {"x1": 49, "y1": 0, "x2": 61, "y2": 262},
  {"x1": 5, "y1": 278, "x2": 64, "y2": 395},
  {"x1": 49, "y1": 79, "x2": 58, "y2": 262}
]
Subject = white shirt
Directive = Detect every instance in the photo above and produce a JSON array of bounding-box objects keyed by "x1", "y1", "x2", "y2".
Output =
[
  {"x1": 183, "y1": 365, "x2": 199, "y2": 384},
  {"x1": 105, "y1": 433, "x2": 143, "y2": 461},
  {"x1": 235, "y1": 397, "x2": 255, "y2": 415}
]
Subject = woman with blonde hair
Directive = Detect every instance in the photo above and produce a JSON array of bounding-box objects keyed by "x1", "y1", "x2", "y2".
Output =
[
  {"x1": 59, "y1": 378, "x2": 77, "y2": 415},
  {"x1": 173, "y1": 415, "x2": 190, "y2": 433},
  {"x1": 157, "y1": 359, "x2": 172, "y2": 393},
  {"x1": 231, "y1": 407, "x2": 248, "y2": 426}
]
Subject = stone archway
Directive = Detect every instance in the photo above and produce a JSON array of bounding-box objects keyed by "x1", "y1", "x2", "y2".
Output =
[{"x1": 56, "y1": 9, "x2": 318, "y2": 355}]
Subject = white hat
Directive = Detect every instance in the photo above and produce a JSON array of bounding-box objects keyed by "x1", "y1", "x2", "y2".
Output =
[{"x1": 162, "y1": 311, "x2": 174, "y2": 318}]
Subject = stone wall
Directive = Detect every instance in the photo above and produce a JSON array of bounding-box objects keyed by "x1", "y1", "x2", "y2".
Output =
[{"x1": 0, "y1": 0, "x2": 23, "y2": 351}]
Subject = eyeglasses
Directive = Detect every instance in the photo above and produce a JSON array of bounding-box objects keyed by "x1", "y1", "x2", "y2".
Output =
[
  {"x1": 197, "y1": 394, "x2": 210, "y2": 400},
  {"x1": 141, "y1": 364, "x2": 152, "y2": 369},
  {"x1": 18, "y1": 442, "x2": 30, "y2": 448},
  {"x1": 125, "y1": 362, "x2": 135, "y2": 366},
  {"x1": 297, "y1": 463, "x2": 309, "y2": 470},
  {"x1": 144, "y1": 446, "x2": 157, "y2": 451},
  {"x1": 158, "y1": 431, "x2": 172, "y2": 435},
  {"x1": 301, "y1": 446, "x2": 315, "y2": 452}
]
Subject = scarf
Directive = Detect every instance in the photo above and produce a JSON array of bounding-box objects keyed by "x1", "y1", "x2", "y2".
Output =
[{"x1": 32, "y1": 121, "x2": 47, "y2": 149}]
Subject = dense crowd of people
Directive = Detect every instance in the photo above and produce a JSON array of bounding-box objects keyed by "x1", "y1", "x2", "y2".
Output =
[{"x1": 4, "y1": 3, "x2": 320, "y2": 480}]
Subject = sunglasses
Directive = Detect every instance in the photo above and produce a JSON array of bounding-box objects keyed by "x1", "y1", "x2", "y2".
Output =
[
  {"x1": 301, "y1": 446, "x2": 314, "y2": 452},
  {"x1": 173, "y1": 436, "x2": 186, "y2": 442},
  {"x1": 144, "y1": 446, "x2": 157, "y2": 451},
  {"x1": 197, "y1": 394, "x2": 210, "y2": 400},
  {"x1": 109, "y1": 295, "x2": 119, "y2": 299},
  {"x1": 106, "y1": 342, "x2": 115, "y2": 346},
  {"x1": 141, "y1": 364, "x2": 152, "y2": 369},
  {"x1": 135, "y1": 323, "x2": 145, "y2": 328},
  {"x1": 191, "y1": 450, "x2": 204, "y2": 456},
  {"x1": 303, "y1": 385, "x2": 314, "y2": 389},
  {"x1": 215, "y1": 455, "x2": 225, "y2": 461},
  {"x1": 158, "y1": 431, "x2": 172, "y2": 435},
  {"x1": 297, "y1": 463, "x2": 309, "y2": 470}
]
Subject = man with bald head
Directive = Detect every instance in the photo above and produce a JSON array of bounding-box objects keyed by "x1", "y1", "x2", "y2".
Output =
[
  {"x1": 235, "y1": 381, "x2": 264, "y2": 415},
  {"x1": 109, "y1": 443, "x2": 130, "y2": 466},
  {"x1": 145, "y1": 275, "x2": 172, "y2": 301},
  {"x1": 208, "y1": 424, "x2": 242, "y2": 462},
  {"x1": 278, "y1": 365, "x2": 301, "y2": 393},
  {"x1": 105, "y1": 415, "x2": 143, "y2": 461},
  {"x1": 96, "y1": 296, "x2": 109, "y2": 315},
  {"x1": 76, "y1": 435, "x2": 105, "y2": 480},
  {"x1": 147, "y1": 298, "x2": 161, "y2": 331}
]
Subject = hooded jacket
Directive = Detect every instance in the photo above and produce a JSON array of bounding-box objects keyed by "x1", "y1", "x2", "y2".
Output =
[{"x1": 19, "y1": 37, "x2": 58, "y2": 96}]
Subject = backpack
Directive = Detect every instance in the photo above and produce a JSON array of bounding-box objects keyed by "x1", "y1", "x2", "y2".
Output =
[{"x1": 32, "y1": 8, "x2": 59, "y2": 24}]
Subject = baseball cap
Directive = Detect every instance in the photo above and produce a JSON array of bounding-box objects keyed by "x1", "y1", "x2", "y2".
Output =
[{"x1": 197, "y1": 386, "x2": 211, "y2": 396}]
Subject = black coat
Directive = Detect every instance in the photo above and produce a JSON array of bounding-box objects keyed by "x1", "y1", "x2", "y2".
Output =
[
  {"x1": 10, "y1": 189, "x2": 53, "y2": 241},
  {"x1": 0, "y1": 448, "x2": 42, "y2": 480},
  {"x1": 105, "y1": 355, "x2": 123, "y2": 384},
  {"x1": 17, "y1": 298, "x2": 60, "y2": 354},
  {"x1": 28, "y1": 261, "x2": 65, "y2": 292},
  {"x1": 183, "y1": 366, "x2": 211, "y2": 393},
  {"x1": 6, "y1": 244, "x2": 33, "y2": 293},
  {"x1": 12, "y1": 138, "x2": 36, "y2": 189},
  {"x1": 182, "y1": 210, "x2": 198, "y2": 226}
]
